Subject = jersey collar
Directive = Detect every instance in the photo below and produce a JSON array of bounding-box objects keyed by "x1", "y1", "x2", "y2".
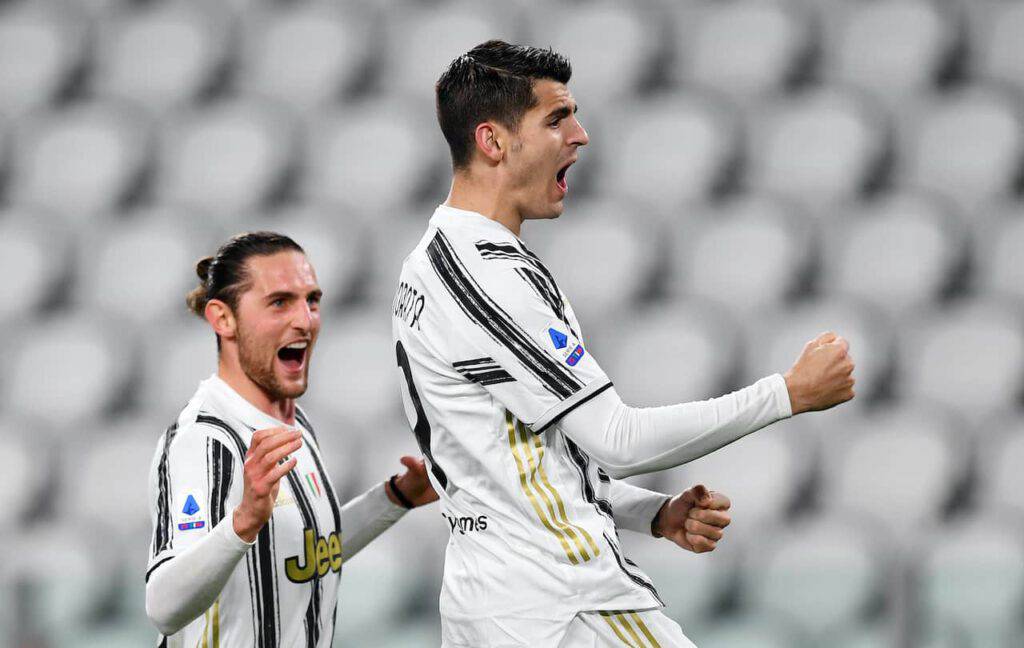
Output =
[
  {"x1": 201, "y1": 373, "x2": 300, "y2": 433},
  {"x1": 431, "y1": 204, "x2": 522, "y2": 241}
]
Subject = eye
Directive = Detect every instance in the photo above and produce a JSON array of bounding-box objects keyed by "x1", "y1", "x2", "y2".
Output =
[
  {"x1": 272, "y1": 298, "x2": 286, "y2": 308},
  {"x1": 307, "y1": 294, "x2": 321, "y2": 307}
]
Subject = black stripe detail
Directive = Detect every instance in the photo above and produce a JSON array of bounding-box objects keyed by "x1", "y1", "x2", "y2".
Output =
[
  {"x1": 453, "y1": 356, "x2": 498, "y2": 368},
  {"x1": 152, "y1": 423, "x2": 179, "y2": 558},
  {"x1": 454, "y1": 358, "x2": 516, "y2": 386},
  {"x1": 296, "y1": 408, "x2": 342, "y2": 532},
  {"x1": 196, "y1": 414, "x2": 278, "y2": 648},
  {"x1": 209, "y1": 438, "x2": 234, "y2": 527},
  {"x1": 145, "y1": 556, "x2": 173, "y2": 583},
  {"x1": 158, "y1": 637, "x2": 167, "y2": 648},
  {"x1": 285, "y1": 469, "x2": 322, "y2": 647},
  {"x1": 428, "y1": 230, "x2": 582, "y2": 399},
  {"x1": 603, "y1": 531, "x2": 663, "y2": 605},
  {"x1": 459, "y1": 369, "x2": 516, "y2": 386},
  {"x1": 533, "y1": 382, "x2": 614, "y2": 434}
]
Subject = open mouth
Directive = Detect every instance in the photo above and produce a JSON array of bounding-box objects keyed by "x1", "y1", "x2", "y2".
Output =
[
  {"x1": 277, "y1": 340, "x2": 309, "y2": 373},
  {"x1": 556, "y1": 160, "x2": 574, "y2": 193}
]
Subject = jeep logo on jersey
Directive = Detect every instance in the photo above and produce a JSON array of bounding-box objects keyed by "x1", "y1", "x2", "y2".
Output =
[{"x1": 285, "y1": 528, "x2": 343, "y2": 583}]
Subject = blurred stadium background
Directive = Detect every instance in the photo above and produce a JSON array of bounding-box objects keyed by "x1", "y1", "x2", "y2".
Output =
[{"x1": 0, "y1": 0, "x2": 1023, "y2": 646}]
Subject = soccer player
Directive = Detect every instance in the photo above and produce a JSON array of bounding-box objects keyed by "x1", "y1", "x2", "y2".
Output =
[
  {"x1": 391, "y1": 41, "x2": 856, "y2": 647},
  {"x1": 146, "y1": 232, "x2": 438, "y2": 647}
]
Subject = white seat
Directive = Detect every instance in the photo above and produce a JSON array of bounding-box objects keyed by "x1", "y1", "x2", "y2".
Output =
[
  {"x1": 602, "y1": 93, "x2": 736, "y2": 211},
  {"x1": 979, "y1": 415, "x2": 1024, "y2": 516},
  {"x1": 602, "y1": 300, "x2": 738, "y2": 408},
  {"x1": 829, "y1": 0, "x2": 955, "y2": 99},
  {"x1": 743, "y1": 515, "x2": 882, "y2": 636},
  {"x1": 363, "y1": 215, "x2": 436, "y2": 310},
  {"x1": 975, "y1": 204, "x2": 1024, "y2": 301},
  {"x1": 304, "y1": 309, "x2": 402, "y2": 431},
  {"x1": 4, "y1": 315, "x2": 130, "y2": 429},
  {"x1": 748, "y1": 89, "x2": 884, "y2": 210},
  {"x1": 673, "y1": 194, "x2": 811, "y2": 313},
  {"x1": 903, "y1": 88, "x2": 1024, "y2": 211},
  {"x1": 533, "y1": 1, "x2": 659, "y2": 104},
  {"x1": 919, "y1": 514, "x2": 1024, "y2": 647},
  {"x1": 158, "y1": 99, "x2": 296, "y2": 219},
  {"x1": 524, "y1": 198, "x2": 662, "y2": 327},
  {"x1": 140, "y1": 318, "x2": 219, "y2": 419},
  {"x1": 10, "y1": 102, "x2": 149, "y2": 224},
  {"x1": 824, "y1": 192, "x2": 962, "y2": 315},
  {"x1": 79, "y1": 207, "x2": 214, "y2": 322},
  {"x1": 0, "y1": 0, "x2": 87, "y2": 117},
  {"x1": 694, "y1": 614, "x2": 800, "y2": 648},
  {"x1": 978, "y1": 1, "x2": 1024, "y2": 91},
  {"x1": 822, "y1": 403, "x2": 964, "y2": 536},
  {"x1": 743, "y1": 297, "x2": 889, "y2": 402},
  {"x1": 94, "y1": 0, "x2": 231, "y2": 111},
  {"x1": 249, "y1": 206, "x2": 369, "y2": 306},
  {"x1": 902, "y1": 300, "x2": 1024, "y2": 417},
  {"x1": 678, "y1": 0, "x2": 809, "y2": 99},
  {"x1": 0, "y1": 211, "x2": 71, "y2": 323},
  {"x1": 0, "y1": 421, "x2": 42, "y2": 528},
  {"x1": 304, "y1": 99, "x2": 438, "y2": 214},
  {"x1": 240, "y1": 3, "x2": 371, "y2": 110}
]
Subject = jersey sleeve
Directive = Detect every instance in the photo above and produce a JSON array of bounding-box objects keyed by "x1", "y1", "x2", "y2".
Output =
[
  {"x1": 147, "y1": 422, "x2": 242, "y2": 580},
  {"x1": 425, "y1": 230, "x2": 612, "y2": 433}
]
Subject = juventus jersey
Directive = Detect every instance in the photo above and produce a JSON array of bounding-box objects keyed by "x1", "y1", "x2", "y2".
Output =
[
  {"x1": 392, "y1": 205, "x2": 664, "y2": 630},
  {"x1": 147, "y1": 375, "x2": 344, "y2": 647}
]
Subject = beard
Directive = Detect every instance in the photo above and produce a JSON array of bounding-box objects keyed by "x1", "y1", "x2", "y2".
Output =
[{"x1": 237, "y1": 323, "x2": 308, "y2": 400}]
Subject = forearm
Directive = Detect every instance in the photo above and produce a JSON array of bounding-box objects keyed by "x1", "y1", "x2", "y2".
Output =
[
  {"x1": 340, "y1": 482, "x2": 407, "y2": 563},
  {"x1": 560, "y1": 374, "x2": 792, "y2": 478},
  {"x1": 607, "y1": 479, "x2": 670, "y2": 536},
  {"x1": 145, "y1": 511, "x2": 253, "y2": 635}
]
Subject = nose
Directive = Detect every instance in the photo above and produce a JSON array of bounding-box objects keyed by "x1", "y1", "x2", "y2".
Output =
[
  {"x1": 570, "y1": 116, "x2": 589, "y2": 147},
  {"x1": 292, "y1": 301, "x2": 314, "y2": 332}
]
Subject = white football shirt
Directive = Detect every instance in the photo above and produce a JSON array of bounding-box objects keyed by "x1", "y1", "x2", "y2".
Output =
[{"x1": 392, "y1": 205, "x2": 666, "y2": 635}]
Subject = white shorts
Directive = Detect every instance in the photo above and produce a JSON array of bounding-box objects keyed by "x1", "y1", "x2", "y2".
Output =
[{"x1": 442, "y1": 609, "x2": 697, "y2": 648}]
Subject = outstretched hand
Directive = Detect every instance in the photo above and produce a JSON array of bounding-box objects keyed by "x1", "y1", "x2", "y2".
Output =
[
  {"x1": 653, "y1": 484, "x2": 731, "y2": 554},
  {"x1": 385, "y1": 456, "x2": 440, "y2": 508}
]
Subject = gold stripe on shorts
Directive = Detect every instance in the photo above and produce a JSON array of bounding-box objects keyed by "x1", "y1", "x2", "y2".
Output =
[{"x1": 600, "y1": 611, "x2": 661, "y2": 648}]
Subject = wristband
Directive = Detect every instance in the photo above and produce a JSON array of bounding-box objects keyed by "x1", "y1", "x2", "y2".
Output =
[{"x1": 389, "y1": 474, "x2": 415, "y2": 509}]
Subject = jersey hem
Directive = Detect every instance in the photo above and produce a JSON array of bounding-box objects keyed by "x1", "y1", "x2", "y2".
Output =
[{"x1": 532, "y1": 380, "x2": 614, "y2": 434}]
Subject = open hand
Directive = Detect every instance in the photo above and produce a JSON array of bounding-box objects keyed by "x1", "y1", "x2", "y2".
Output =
[
  {"x1": 386, "y1": 456, "x2": 439, "y2": 508},
  {"x1": 233, "y1": 427, "x2": 302, "y2": 542}
]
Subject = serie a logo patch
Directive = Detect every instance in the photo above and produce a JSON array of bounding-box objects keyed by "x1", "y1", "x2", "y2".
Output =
[
  {"x1": 177, "y1": 494, "x2": 206, "y2": 531},
  {"x1": 544, "y1": 320, "x2": 586, "y2": 367}
]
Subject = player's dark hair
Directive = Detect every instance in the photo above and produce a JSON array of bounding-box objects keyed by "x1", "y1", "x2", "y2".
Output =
[
  {"x1": 187, "y1": 231, "x2": 305, "y2": 347},
  {"x1": 436, "y1": 39, "x2": 572, "y2": 169}
]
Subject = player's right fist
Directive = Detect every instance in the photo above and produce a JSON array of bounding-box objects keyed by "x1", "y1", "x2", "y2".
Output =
[
  {"x1": 233, "y1": 427, "x2": 302, "y2": 543},
  {"x1": 783, "y1": 331, "x2": 856, "y2": 415}
]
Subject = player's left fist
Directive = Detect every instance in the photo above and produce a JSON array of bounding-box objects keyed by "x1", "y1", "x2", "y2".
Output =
[{"x1": 653, "y1": 484, "x2": 731, "y2": 554}]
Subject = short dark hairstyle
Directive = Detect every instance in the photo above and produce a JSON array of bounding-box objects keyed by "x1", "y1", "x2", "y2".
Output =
[
  {"x1": 436, "y1": 40, "x2": 572, "y2": 169},
  {"x1": 187, "y1": 231, "x2": 305, "y2": 347}
]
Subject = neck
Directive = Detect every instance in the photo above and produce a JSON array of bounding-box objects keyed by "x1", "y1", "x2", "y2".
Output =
[
  {"x1": 445, "y1": 171, "x2": 523, "y2": 237},
  {"x1": 217, "y1": 357, "x2": 296, "y2": 425}
]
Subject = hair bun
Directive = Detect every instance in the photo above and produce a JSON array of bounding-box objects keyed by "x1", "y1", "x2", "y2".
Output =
[{"x1": 195, "y1": 256, "x2": 214, "y2": 282}]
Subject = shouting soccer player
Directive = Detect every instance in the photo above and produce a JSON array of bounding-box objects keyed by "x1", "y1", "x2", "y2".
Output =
[
  {"x1": 146, "y1": 232, "x2": 438, "y2": 646},
  {"x1": 391, "y1": 41, "x2": 856, "y2": 647}
]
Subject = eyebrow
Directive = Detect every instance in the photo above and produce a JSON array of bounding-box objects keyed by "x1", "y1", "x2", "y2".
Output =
[
  {"x1": 265, "y1": 288, "x2": 322, "y2": 303},
  {"x1": 546, "y1": 103, "x2": 578, "y2": 121}
]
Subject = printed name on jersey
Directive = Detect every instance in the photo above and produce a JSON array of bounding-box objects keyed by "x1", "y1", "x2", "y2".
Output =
[
  {"x1": 393, "y1": 280, "x2": 427, "y2": 330},
  {"x1": 443, "y1": 512, "x2": 489, "y2": 535},
  {"x1": 285, "y1": 528, "x2": 343, "y2": 584},
  {"x1": 176, "y1": 493, "x2": 206, "y2": 531},
  {"x1": 544, "y1": 320, "x2": 586, "y2": 367}
]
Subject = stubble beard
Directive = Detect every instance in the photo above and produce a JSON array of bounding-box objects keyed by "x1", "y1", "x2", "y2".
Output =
[{"x1": 237, "y1": 324, "x2": 308, "y2": 401}]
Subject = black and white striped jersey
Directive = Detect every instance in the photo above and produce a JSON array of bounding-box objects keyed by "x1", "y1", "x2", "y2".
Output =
[
  {"x1": 147, "y1": 376, "x2": 344, "y2": 647},
  {"x1": 391, "y1": 205, "x2": 664, "y2": 631}
]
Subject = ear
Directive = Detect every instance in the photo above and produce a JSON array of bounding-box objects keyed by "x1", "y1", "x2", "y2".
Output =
[
  {"x1": 473, "y1": 121, "x2": 505, "y2": 164},
  {"x1": 205, "y1": 299, "x2": 237, "y2": 341}
]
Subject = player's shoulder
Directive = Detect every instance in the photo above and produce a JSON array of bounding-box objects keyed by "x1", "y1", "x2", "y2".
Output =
[{"x1": 164, "y1": 405, "x2": 247, "y2": 460}]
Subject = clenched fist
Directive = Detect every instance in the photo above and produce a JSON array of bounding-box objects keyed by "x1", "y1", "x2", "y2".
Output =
[
  {"x1": 654, "y1": 484, "x2": 731, "y2": 554},
  {"x1": 784, "y1": 331, "x2": 856, "y2": 415},
  {"x1": 233, "y1": 427, "x2": 302, "y2": 543}
]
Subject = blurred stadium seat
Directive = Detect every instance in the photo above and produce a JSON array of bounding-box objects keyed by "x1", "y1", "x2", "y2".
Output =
[
  {"x1": 743, "y1": 515, "x2": 883, "y2": 638},
  {"x1": 602, "y1": 299, "x2": 739, "y2": 408},
  {"x1": 10, "y1": 101, "x2": 150, "y2": 223},
  {"x1": 4, "y1": 314, "x2": 131, "y2": 429},
  {"x1": 140, "y1": 317, "x2": 218, "y2": 419},
  {"x1": 532, "y1": 0, "x2": 661, "y2": 104},
  {"x1": 821, "y1": 402, "x2": 966, "y2": 536},
  {"x1": 976, "y1": 0, "x2": 1024, "y2": 92},
  {"x1": 902, "y1": 87, "x2": 1023, "y2": 210},
  {"x1": 0, "y1": 209, "x2": 72, "y2": 323},
  {"x1": 303, "y1": 98, "x2": 439, "y2": 214},
  {"x1": 902, "y1": 299, "x2": 1024, "y2": 417},
  {"x1": 974, "y1": 202, "x2": 1024, "y2": 301},
  {"x1": 0, "y1": 0, "x2": 88, "y2": 117},
  {"x1": 828, "y1": 0, "x2": 956, "y2": 100},
  {"x1": 94, "y1": 0, "x2": 232, "y2": 111},
  {"x1": 693, "y1": 614, "x2": 801, "y2": 648},
  {"x1": 919, "y1": 514, "x2": 1024, "y2": 648},
  {"x1": 364, "y1": 214, "x2": 436, "y2": 309},
  {"x1": 747, "y1": 88, "x2": 885, "y2": 210},
  {"x1": 158, "y1": 98, "x2": 296, "y2": 218},
  {"x1": 239, "y1": 2, "x2": 371, "y2": 110},
  {"x1": 978, "y1": 414, "x2": 1024, "y2": 515},
  {"x1": 78, "y1": 207, "x2": 215, "y2": 322},
  {"x1": 743, "y1": 297, "x2": 890, "y2": 401},
  {"x1": 601, "y1": 92, "x2": 737, "y2": 211},
  {"x1": 824, "y1": 191, "x2": 964, "y2": 314},
  {"x1": 676, "y1": 0, "x2": 810, "y2": 99},
  {"x1": 0, "y1": 420, "x2": 41, "y2": 528},
  {"x1": 672, "y1": 194, "x2": 812, "y2": 313}
]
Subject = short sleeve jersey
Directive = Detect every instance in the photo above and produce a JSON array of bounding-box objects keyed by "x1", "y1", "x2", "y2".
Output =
[
  {"x1": 392, "y1": 205, "x2": 662, "y2": 625},
  {"x1": 146, "y1": 375, "x2": 343, "y2": 648}
]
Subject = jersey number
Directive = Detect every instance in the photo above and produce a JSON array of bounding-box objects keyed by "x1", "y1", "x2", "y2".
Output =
[{"x1": 396, "y1": 341, "x2": 449, "y2": 489}]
